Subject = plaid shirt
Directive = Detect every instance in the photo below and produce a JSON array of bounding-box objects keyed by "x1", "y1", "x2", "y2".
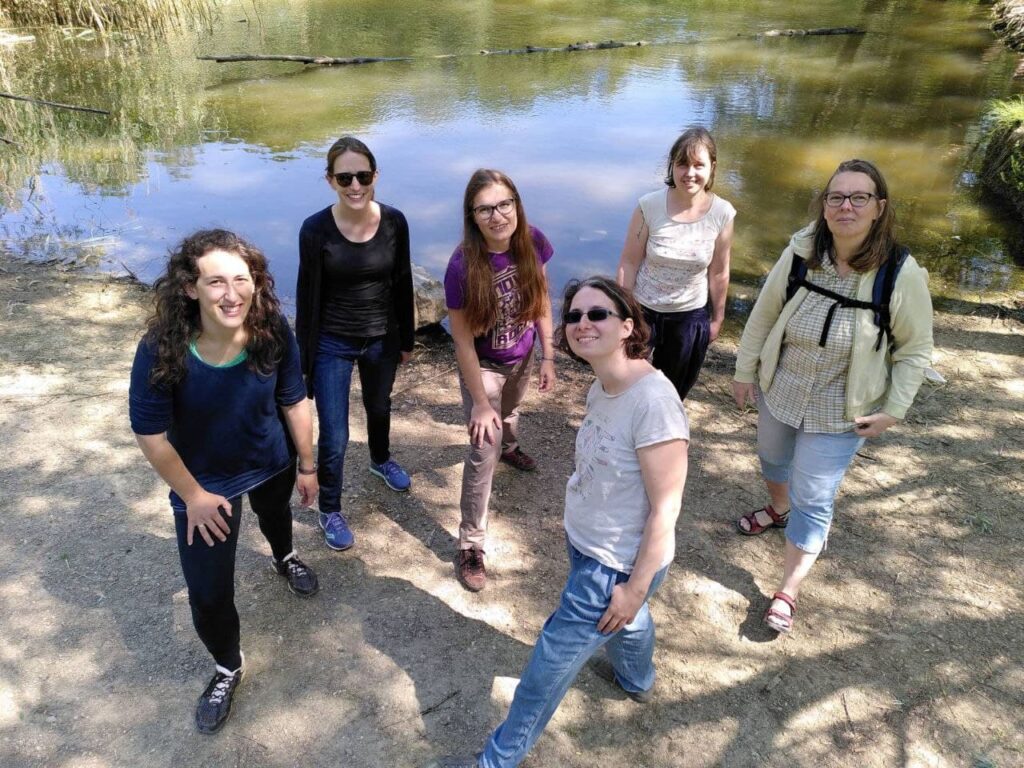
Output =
[{"x1": 764, "y1": 259, "x2": 859, "y2": 433}]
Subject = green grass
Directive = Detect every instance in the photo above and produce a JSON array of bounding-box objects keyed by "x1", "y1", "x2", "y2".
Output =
[{"x1": 988, "y1": 95, "x2": 1024, "y2": 129}]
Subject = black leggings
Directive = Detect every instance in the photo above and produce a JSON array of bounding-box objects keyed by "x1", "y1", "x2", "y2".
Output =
[
  {"x1": 643, "y1": 305, "x2": 711, "y2": 401},
  {"x1": 174, "y1": 463, "x2": 295, "y2": 670}
]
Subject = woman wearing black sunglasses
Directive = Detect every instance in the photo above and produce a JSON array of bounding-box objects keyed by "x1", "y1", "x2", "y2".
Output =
[
  {"x1": 296, "y1": 136, "x2": 415, "y2": 553},
  {"x1": 427, "y1": 276, "x2": 688, "y2": 768}
]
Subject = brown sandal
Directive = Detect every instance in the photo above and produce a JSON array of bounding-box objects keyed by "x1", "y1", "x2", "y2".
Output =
[
  {"x1": 764, "y1": 592, "x2": 797, "y2": 633},
  {"x1": 736, "y1": 504, "x2": 789, "y2": 536}
]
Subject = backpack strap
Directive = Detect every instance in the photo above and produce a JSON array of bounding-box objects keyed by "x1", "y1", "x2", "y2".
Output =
[
  {"x1": 872, "y1": 245, "x2": 909, "y2": 352},
  {"x1": 785, "y1": 252, "x2": 808, "y2": 303}
]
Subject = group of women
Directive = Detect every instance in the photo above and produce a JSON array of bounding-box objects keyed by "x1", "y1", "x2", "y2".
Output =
[{"x1": 128, "y1": 130, "x2": 933, "y2": 764}]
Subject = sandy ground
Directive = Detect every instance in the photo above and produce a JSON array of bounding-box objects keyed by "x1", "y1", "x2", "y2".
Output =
[{"x1": 1, "y1": 253, "x2": 1022, "y2": 768}]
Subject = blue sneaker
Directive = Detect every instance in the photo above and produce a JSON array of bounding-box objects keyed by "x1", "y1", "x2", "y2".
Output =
[
  {"x1": 369, "y1": 458, "x2": 411, "y2": 492},
  {"x1": 319, "y1": 512, "x2": 354, "y2": 551}
]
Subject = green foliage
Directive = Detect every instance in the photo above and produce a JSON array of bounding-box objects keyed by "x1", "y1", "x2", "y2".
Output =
[
  {"x1": 981, "y1": 97, "x2": 1024, "y2": 218},
  {"x1": 988, "y1": 95, "x2": 1024, "y2": 129}
]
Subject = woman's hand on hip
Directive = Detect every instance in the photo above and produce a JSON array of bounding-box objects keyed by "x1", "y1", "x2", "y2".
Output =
[
  {"x1": 183, "y1": 490, "x2": 233, "y2": 546},
  {"x1": 296, "y1": 472, "x2": 318, "y2": 508},
  {"x1": 731, "y1": 380, "x2": 757, "y2": 410},
  {"x1": 598, "y1": 583, "x2": 645, "y2": 634},
  {"x1": 854, "y1": 412, "x2": 899, "y2": 438},
  {"x1": 538, "y1": 358, "x2": 556, "y2": 393},
  {"x1": 399, "y1": 350, "x2": 412, "y2": 365},
  {"x1": 468, "y1": 402, "x2": 501, "y2": 448}
]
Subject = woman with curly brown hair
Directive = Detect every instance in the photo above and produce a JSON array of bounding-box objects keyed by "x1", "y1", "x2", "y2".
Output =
[
  {"x1": 444, "y1": 169, "x2": 556, "y2": 591},
  {"x1": 428, "y1": 277, "x2": 688, "y2": 768},
  {"x1": 129, "y1": 229, "x2": 319, "y2": 734}
]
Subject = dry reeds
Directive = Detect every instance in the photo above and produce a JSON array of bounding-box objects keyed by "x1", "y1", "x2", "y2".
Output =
[{"x1": 0, "y1": 0, "x2": 215, "y2": 33}]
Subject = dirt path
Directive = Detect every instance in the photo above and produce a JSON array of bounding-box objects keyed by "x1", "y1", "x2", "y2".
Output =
[{"x1": 1, "y1": 254, "x2": 1022, "y2": 768}]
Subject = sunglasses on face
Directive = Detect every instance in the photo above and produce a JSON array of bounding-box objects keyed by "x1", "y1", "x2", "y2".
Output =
[
  {"x1": 331, "y1": 170, "x2": 375, "y2": 187},
  {"x1": 563, "y1": 308, "x2": 623, "y2": 324}
]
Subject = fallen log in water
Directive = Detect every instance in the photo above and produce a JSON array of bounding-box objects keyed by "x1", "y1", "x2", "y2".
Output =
[
  {"x1": 0, "y1": 91, "x2": 109, "y2": 115},
  {"x1": 198, "y1": 29, "x2": 863, "y2": 67},
  {"x1": 757, "y1": 26, "x2": 864, "y2": 37},
  {"x1": 199, "y1": 39, "x2": 650, "y2": 65},
  {"x1": 197, "y1": 53, "x2": 414, "y2": 65}
]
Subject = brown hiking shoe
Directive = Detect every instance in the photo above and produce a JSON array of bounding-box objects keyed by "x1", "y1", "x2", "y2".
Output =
[
  {"x1": 500, "y1": 446, "x2": 537, "y2": 472},
  {"x1": 457, "y1": 548, "x2": 486, "y2": 592}
]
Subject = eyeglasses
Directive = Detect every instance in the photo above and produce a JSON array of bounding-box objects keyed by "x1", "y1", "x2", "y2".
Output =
[
  {"x1": 824, "y1": 191, "x2": 878, "y2": 208},
  {"x1": 472, "y1": 197, "x2": 516, "y2": 219},
  {"x1": 563, "y1": 308, "x2": 623, "y2": 324},
  {"x1": 332, "y1": 171, "x2": 375, "y2": 187}
]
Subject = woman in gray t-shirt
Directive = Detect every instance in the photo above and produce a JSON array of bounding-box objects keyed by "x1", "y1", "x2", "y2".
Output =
[{"x1": 427, "y1": 276, "x2": 688, "y2": 768}]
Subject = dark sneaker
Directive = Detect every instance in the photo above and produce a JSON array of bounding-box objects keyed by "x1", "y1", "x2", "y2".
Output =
[
  {"x1": 589, "y1": 656, "x2": 654, "y2": 703},
  {"x1": 195, "y1": 656, "x2": 243, "y2": 734},
  {"x1": 500, "y1": 446, "x2": 537, "y2": 472},
  {"x1": 424, "y1": 757, "x2": 479, "y2": 768},
  {"x1": 272, "y1": 553, "x2": 319, "y2": 597},
  {"x1": 369, "y1": 458, "x2": 411, "y2": 492},
  {"x1": 319, "y1": 511, "x2": 354, "y2": 551},
  {"x1": 457, "y1": 548, "x2": 486, "y2": 592}
]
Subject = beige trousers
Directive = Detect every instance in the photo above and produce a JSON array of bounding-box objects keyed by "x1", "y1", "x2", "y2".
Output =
[{"x1": 457, "y1": 349, "x2": 534, "y2": 550}]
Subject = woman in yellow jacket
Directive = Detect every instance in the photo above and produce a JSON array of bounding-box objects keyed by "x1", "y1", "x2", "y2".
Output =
[{"x1": 732, "y1": 159, "x2": 933, "y2": 634}]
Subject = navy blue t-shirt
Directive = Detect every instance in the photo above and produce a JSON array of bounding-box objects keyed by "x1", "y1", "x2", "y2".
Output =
[{"x1": 129, "y1": 319, "x2": 306, "y2": 513}]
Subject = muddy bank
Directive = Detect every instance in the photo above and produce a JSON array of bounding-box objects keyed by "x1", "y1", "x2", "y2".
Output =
[{"x1": 1, "y1": 254, "x2": 1022, "y2": 768}]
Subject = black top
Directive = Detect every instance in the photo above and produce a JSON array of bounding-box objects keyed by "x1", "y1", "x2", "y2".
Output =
[
  {"x1": 129, "y1": 316, "x2": 305, "y2": 512},
  {"x1": 296, "y1": 203, "x2": 415, "y2": 394}
]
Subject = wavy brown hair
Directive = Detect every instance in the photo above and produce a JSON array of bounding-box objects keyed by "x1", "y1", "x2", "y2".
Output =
[
  {"x1": 808, "y1": 158, "x2": 897, "y2": 272},
  {"x1": 556, "y1": 276, "x2": 651, "y2": 362},
  {"x1": 145, "y1": 229, "x2": 285, "y2": 387},
  {"x1": 459, "y1": 169, "x2": 548, "y2": 336}
]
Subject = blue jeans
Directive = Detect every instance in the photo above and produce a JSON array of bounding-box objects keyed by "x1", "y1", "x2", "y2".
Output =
[
  {"x1": 479, "y1": 542, "x2": 669, "y2": 768},
  {"x1": 757, "y1": 400, "x2": 865, "y2": 554},
  {"x1": 312, "y1": 332, "x2": 399, "y2": 515}
]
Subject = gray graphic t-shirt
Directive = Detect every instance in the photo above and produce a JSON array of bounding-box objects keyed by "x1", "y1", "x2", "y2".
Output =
[{"x1": 563, "y1": 370, "x2": 690, "y2": 573}]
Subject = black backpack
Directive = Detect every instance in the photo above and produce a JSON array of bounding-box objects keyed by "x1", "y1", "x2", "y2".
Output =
[{"x1": 784, "y1": 245, "x2": 909, "y2": 352}]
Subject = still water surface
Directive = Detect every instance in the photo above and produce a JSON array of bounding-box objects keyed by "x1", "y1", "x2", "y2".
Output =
[{"x1": 2, "y1": 0, "x2": 1022, "y2": 312}]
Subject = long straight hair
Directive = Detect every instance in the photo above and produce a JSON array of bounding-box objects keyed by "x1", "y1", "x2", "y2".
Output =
[
  {"x1": 809, "y1": 158, "x2": 897, "y2": 272},
  {"x1": 145, "y1": 229, "x2": 285, "y2": 387},
  {"x1": 459, "y1": 169, "x2": 548, "y2": 336}
]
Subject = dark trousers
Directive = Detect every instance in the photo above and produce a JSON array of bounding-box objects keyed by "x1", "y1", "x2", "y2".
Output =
[
  {"x1": 642, "y1": 305, "x2": 711, "y2": 401},
  {"x1": 174, "y1": 463, "x2": 295, "y2": 670},
  {"x1": 312, "y1": 331, "x2": 399, "y2": 515}
]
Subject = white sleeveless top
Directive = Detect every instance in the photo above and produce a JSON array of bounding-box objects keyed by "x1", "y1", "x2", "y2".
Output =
[{"x1": 633, "y1": 190, "x2": 736, "y2": 313}]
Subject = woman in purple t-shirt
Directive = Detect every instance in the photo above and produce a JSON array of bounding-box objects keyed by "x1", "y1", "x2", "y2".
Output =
[{"x1": 443, "y1": 169, "x2": 556, "y2": 592}]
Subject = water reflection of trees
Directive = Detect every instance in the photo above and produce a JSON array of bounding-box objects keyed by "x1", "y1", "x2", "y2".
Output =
[{"x1": 0, "y1": 30, "x2": 212, "y2": 210}]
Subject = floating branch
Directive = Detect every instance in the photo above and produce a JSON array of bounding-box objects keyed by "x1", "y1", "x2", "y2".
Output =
[
  {"x1": 757, "y1": 26, "x2": 864, "y2": 37},
  {"x1": 0, "y1": 91, "x2": 109, "y2": 115},
  {"x1": 197, "y1": 53, "x2": 413, "y2": 65},
  {"x1": 198, "y1": 29, "x2": 864, "y2": 67}
]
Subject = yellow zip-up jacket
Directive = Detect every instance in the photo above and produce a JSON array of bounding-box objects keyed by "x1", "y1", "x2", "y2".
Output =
[{"x1": 734, "y1": 224, "x2": 934, "y2": 421}]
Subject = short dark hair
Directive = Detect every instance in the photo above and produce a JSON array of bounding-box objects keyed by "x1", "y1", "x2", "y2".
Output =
[
  {"x1": 665, "y1": 127, "x2": 718, "y2": 190},
  {"x1": 325, "y1": 136, "x2": 377, "y2": 174},
  {"x1": 555, "y1": 276, "x2": 651, "y2": 361}
]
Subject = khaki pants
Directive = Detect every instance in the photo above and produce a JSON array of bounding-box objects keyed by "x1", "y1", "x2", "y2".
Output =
[{"x1": 457, "y1": 350, "x2": 534, "y2": 550}]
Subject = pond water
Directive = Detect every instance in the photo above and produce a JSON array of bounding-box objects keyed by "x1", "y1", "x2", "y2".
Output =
[{"x1": 2, "y1": 0, "x2": 1022, "y2": 314}]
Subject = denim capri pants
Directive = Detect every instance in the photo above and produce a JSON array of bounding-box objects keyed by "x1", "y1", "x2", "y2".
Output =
[{"x1": 757, "y1": 399, "x2": 865, "y2": 554}]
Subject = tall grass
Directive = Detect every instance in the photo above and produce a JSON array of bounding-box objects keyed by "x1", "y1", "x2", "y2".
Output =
[
  {"x1": 982, "y1": 97, "x2": 1024, "y2": 219},
  {"x1": 0, "y1": 0, "x2": 215, "y2": 33}
]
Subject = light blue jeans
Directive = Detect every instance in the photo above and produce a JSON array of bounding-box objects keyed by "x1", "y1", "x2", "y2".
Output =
[
  {"x1": 479, "y1": 542, "x2": 669, "y2": 768},
  {"x1": 757, "y1": 400, "x2": 865, "y2": 554}
]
